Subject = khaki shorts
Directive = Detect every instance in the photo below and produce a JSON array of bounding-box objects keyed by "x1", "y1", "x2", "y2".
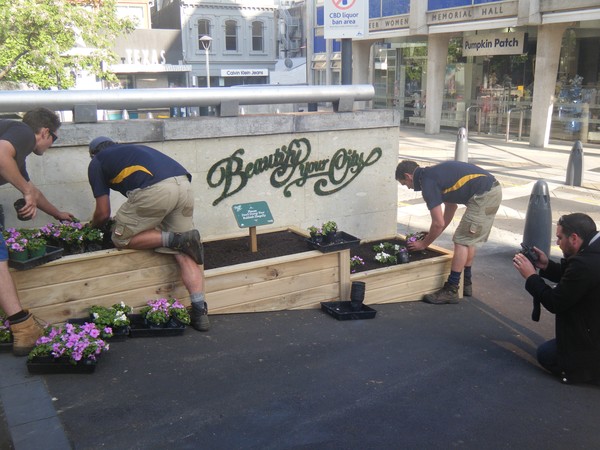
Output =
[
  {"x1": 453, "y1": 182, "x2": 502, "y2": 247},
  {"x1": 112, "y1": 176, "x2": 195, "y2": 247}
]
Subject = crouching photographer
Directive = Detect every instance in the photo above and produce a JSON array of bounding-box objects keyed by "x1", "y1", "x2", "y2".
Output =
[{"x1": 513, "y1": 213, "x2": 600, "y2": 384}]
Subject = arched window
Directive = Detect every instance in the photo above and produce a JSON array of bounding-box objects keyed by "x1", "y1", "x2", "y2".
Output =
[
  {"x1": 225, "y1": 20, "x2": 238, "y2": 51},
  {"x1": 198, "y1": 19, "x2": 211, "y2": 50},
  {"x1": 252, "y1": 21, "x2": 264, "y2": 52}
]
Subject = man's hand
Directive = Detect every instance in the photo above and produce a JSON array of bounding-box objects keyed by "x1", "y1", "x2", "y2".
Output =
[
  {"x1": 513, "y1": 252, "x2": 537, "y2": 279},
  {"x1": 531, "y1": 246, "x2": 549, "y2": 271},
  {"x1": 54, "y1": 211, "x2": 75, "y2": 221},
  {"x1": 407, "y1": 239, "x2": 426, "y2": 252},
  {"x1": 21, "y1": 189, "x2": 41, "y2": 220}
]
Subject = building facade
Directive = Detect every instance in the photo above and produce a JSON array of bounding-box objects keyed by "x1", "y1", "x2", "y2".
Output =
[
  {"x1": 310, "y1": 0, "x2": 600, "y2": 146},
  {"x1": 152, "y1": 0, "x2": 278, "y2": 88}
]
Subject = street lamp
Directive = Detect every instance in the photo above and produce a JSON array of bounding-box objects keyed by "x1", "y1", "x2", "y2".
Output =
[{"x1": 199, "y1": 35, "x2": 213, "y2": 88}]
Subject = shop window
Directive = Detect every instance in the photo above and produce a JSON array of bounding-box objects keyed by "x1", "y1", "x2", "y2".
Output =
[
  {"x1": 252, "y1": 21, "x2": 264, "y2": 52},
  {"x1": 225, "y1": 20, "x2": 238, "y2": 51}
]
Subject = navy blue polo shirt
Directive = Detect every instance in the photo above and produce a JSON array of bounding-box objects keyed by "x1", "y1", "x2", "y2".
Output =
[
  {"x1": 413, "y1": 161, "x2": 495, "y2": 210},
  {"x1": 88, "y1": 143, "x2": 191, "y2": 198}
]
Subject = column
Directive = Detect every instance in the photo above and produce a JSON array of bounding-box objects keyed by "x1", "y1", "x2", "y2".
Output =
[
  {"x1": 425, "y1": 34, "x2": 450, "y2": 135},
  {"x1": 530, "y1": 23, "x2": 568, "y2": 148}
]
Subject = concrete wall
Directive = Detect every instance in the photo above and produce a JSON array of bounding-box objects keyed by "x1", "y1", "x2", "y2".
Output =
[{"x1": 0, "y1": 110, "x2": 400, "y2": 241}]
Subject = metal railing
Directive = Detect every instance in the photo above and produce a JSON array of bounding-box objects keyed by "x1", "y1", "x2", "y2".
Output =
[
  {"x1": 505, "y1": 107, "x2": 529, "y2": 142},
  {"x1": 0, "y1": 84, "x2": 375, "y2": 120},
  {"x1": 465, "y1": 105, "x2": 482, "y2": 136}
]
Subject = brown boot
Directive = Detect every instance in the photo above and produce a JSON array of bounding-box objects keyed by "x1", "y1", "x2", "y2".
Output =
[
  {"x1": 190, "y1": 302, "x2": 210, "y2": 332},
  {"x1": 11, "y1": 312, "x2": 45, "y2": 356},
  {"x1": 423, "y1": 282, "x2": 459, "y2": 305},
  {"x1": 169, "y1": 230, "x2": 204, "y2": 265}
]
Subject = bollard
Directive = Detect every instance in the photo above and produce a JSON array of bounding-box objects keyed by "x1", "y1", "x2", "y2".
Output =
[
  {"x1": 522, "y1": 179, "x2": 552, "y2": 258},
  {"x1": 566, "y1": 140, "x2": 584, "y2": 186},
  {"x1": 454, "y1": 127, "x2": 468, "y2": 162},
  {"x1": 122, "y1": 109, "x2": 129, "y2": 120}
]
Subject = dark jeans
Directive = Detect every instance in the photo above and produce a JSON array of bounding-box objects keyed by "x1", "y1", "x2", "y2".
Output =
[
  {"x1": 537, "y1": 339, "x2": 561, "y2": 376},
  {"x1": 538, "y1": 338, "x2": 600, "y2": 384}
]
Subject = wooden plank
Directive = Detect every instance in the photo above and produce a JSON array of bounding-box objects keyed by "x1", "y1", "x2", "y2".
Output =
[
  {"x1": 207, "y1": 266, "x2": 338, "y2": 308},
  {"x1": 205, "y1": 251, "x2": 338, "y2": 291},
  {"x1": 212, "y1": 282, "x2": 339, "y2": 313},
  {"x1": 363, "y1": 273, "x2": 449, "y2": 304},
  {"x1": 18, "y1": 263, "x2": 182, "y2": 308},
  {"x1": 31, "y1": 282, "x2": 191, "y2": 325},
  {"x1": 12, "y1": 249, "x2": 173, "y2": 290}
]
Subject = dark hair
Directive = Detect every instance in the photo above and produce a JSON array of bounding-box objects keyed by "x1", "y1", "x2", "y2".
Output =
[
  {"x1": 22, "y1": 107, "x2": 61, "y2": 134},
  {"x1": 395, "y1": 160, "x2": 419, "y2": 181},
  {"x1": 558, "y1": 213, "x2": 597, "y2": 243},
  {"x1": 91, "y1": 140, "x2": 115, "y2": 155}
]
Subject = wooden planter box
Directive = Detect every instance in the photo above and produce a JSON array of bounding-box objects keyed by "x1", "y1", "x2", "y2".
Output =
[
  {"x1": 12, "y1": 230, "x2": 453, "y2": 325},
  {"x1": 349, "y1": 237, "x2": 455, "y2": 305},
  {"x1": 12, "y1": 227, "x2": 350, "y2": 324}
]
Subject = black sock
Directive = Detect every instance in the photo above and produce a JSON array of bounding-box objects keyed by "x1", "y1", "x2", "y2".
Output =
[{"x1": 7, "y1": 310, "x2": 28, "y2": 323}]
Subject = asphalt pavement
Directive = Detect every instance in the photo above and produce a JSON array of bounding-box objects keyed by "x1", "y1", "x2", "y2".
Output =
[{"x1": 1, "y1": 127, "x2": 600, "y2": 450}]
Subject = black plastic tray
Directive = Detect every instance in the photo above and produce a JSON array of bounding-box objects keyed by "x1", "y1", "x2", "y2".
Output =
[
  {"x1": 27, "y1": 356, "x2": 97, "y2": 374},
  {"x1": 307, "y1": 231, "x2": 361, "y2": 253},
  {"x1": 0, "y1": 341, "x2": 12, "y2": 353},
  {"x1": 8, "y1": 245, "x2": 64, "y2": 270},
  {"x1": 321, "y1": 301, "x2": 377, "y2": 320},
  {"x1": 67, "y1": 317, "x2": 130, "y2": 341},
  {"x1": 128, "y1": 314, "x2": 186, "y2": 338}
]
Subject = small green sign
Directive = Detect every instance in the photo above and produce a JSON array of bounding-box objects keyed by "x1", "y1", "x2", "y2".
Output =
[{"x1": 232, "y1": 201, "x2": 274, "y2": 228}]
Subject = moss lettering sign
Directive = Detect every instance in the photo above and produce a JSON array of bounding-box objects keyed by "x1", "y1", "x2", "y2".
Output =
[{"x1": 207, "y1": 137, "x2": 382, "y2": 206}]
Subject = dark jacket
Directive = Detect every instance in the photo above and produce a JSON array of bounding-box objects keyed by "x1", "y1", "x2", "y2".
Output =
[{"x1": 525, "y1": 234, "x2": 600, "y2": 374}]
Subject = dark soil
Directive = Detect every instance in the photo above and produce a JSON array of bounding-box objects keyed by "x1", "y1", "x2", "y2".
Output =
[{"x1": 203, "y1": 231, "x2": 444, "y2": 273}]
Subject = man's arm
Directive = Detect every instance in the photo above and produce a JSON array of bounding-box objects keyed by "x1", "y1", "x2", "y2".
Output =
[
  {"x1": 1, "y1": 140, "x2": 73, "y2": 221},
  {"x1": 91, "y1": 195, "x2": 111, "y2": 228},
  {"x1": 34, "y1": 188, "x2": 74, "y2": 221},
  {"x1": 442, "y1": 202, "x2": 458, "y2": 228}
]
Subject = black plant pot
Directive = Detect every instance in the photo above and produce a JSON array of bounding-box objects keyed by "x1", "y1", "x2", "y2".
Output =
[{"x1": 350, "y1": 281, "x2": 366, "y2": 311}]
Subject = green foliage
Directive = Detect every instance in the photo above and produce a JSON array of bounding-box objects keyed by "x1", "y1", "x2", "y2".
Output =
[
  {"x1": 0, "y1": 0, "x2": 135, "y2": 88},
  {"x1": 90, "y1": 302, "x2": 131, "y2": 333},
  {"x1": 0, "y1": 310, "x2": 11, "y2": 343}
]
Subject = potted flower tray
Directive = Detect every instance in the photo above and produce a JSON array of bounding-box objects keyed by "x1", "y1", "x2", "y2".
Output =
[
  {"x1": 8, "y1": 245, "x2": 64, "y2": 270},
  {"x1": 127, "y1": 314, "x2": 186, "y2": 338},
  {"x1": 67, "y1": 317, "x2": 130, "y2": 342},
  {"x1": 27, "y1": 356, "x2": 98, "y2": 374},
  {"x1": 306, "y1": 231, "x2": 361, "y2": 253}
]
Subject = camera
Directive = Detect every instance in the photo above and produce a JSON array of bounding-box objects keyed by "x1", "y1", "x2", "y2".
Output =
[{"x1": 520, "y1": 243, "x2": 538, "y2": 265}]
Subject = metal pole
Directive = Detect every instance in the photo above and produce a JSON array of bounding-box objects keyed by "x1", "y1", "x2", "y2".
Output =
[
  {"x1": 205, "y1": 47, "x2": 211, "y2": 88},
  {"x1": 341, "y1": 39, "x2": 352, "y2": 85}
]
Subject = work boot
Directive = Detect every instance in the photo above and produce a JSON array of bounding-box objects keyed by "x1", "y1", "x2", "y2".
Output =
[
  {"x1": 190, "y1": 302, "x2": 210, "y2": 332},
  {"x1": 170, "y1": 230, "x2": 204, "y2": 265},
  {"x1": 10, "y1": 312, "x2": 45, "y2": 356},
  {"x1": 463, "y1": 280, "x2": 473, "y2": 297},
  {"x1": 423, "y1": 282, "x2": 459, "y2": 305}
]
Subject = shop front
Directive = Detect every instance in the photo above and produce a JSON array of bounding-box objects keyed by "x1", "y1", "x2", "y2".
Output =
[{"x1": 372, "y1": 20, "x2": 600, "y2": 143}]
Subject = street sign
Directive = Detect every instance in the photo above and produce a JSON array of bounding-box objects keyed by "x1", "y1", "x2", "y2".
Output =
[{"x1": 324, "y1": 0, "x2": 369, "y2": 39}]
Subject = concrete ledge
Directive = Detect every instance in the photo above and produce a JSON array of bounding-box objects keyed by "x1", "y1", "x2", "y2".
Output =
[{"x1": 56, "y1": 109, "x2": 400, "y2": 146}]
